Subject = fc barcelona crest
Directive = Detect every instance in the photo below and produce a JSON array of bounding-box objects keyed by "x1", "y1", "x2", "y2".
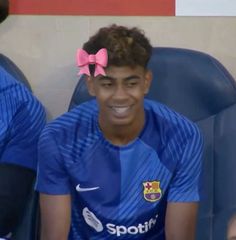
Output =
[{"x1": 143, "y1": 181, "x2": 162, "y2": 202}]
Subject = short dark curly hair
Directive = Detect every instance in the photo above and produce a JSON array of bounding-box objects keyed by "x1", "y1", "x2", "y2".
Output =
[
  {"x1": 83, "y1": 24, "x2": 152, "y2": 74},
  {"x1": 0, "y1": 0, "x2": 9, "y2": 23}
]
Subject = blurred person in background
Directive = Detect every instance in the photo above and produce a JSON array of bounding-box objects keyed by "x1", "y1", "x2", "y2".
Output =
[{"x1": 0, "y1": 0, "x2": 46, "y2": 238}]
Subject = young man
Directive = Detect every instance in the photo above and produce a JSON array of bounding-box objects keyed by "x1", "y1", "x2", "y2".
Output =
[
  {"x1": 36, "y1": 25, "x2": 203, "y2": 240},
  {"x1": 0, "y1": 0, "x2": 46, "y2": 237}
]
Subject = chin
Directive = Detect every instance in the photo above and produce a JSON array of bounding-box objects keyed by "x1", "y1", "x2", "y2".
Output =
[{"x1": 109, "y1": 117, "x2": 135, "y2": 127}]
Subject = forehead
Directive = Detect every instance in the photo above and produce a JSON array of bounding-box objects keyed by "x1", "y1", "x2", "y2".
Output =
[{"x1": 103, "y1": 66, "x2": 146, "y2": 79}]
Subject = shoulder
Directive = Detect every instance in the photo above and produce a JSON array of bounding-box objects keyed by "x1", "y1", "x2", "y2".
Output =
[
  {"x1": 144, "y1": 99, "x2": 200, "y2": 132},
  {"x1": 0, "y1": 67, "x2": 46, "y2": 128},
  {"x1": 1, "y1": 65, "x2": 44, "y2": 109},
  {"x1": 41, "y1": 100, "x2": 98, "y2": 141},
  {"x1": 144, "y1": 99, "x2": 202, "y2": 141},
  {"x1": 0, "y1": 65, "x2": 27, "y2": 95}
]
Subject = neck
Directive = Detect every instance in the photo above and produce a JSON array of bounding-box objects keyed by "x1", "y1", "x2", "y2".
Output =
[{"x1": 99, "y1": 112, "x2": 145, "y2": 146}]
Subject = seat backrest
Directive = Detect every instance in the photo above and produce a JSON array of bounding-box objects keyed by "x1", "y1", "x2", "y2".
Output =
[
  {"x1": 0, "y1": 54, "x2": 39, "y2": 240},
  {"x1": 69, "y1": 47, "x2": 236, "y2": 240}
]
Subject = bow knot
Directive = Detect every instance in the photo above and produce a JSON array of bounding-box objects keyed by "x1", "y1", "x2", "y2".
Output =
[
  {"x1": 88, "y1": 54, "x2": 96, "y2": 64},
  {"x1": 77, "y1": 48, "x2": 108, "y2": 77}
]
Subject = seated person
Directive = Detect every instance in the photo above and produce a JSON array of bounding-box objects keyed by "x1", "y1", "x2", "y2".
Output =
[
  {"x1": 36, "y1": 24, "x2": 203, "y2": 240},
  {"x1": 0, "y1": 0, "x2": 46, "y2": 237}
]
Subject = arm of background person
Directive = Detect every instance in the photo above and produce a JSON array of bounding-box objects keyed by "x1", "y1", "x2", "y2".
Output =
[
  {"x1": 0, "y1": 84, "x2": 46, "y2": 236},
  {"x1": 40, "y1": 194, "x2": 71, "y2": 240},
  {"x1": 0, "y1": 93, "x2": 46, "y2": 169}
]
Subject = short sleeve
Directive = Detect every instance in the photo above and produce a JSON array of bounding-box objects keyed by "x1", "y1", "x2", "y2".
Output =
[
  {"x1": 167, "y1": 126, "x2": 203, "y2": 202},
  {"x1": 0, "y1": 98, "x2": 46, "y2": 170},
  {"x1": 35, "y1": 128, "x2": 71, "y2": 195}
]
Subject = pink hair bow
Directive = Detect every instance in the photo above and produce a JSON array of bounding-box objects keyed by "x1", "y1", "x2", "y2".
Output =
[{"x1": 76, "y1": 48, "x2": 108, "y2": 77}]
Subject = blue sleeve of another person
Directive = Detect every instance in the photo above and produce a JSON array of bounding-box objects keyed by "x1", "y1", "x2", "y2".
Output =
[{"x1": 0, "y1": 68, "x2": 46, "y2": 170}]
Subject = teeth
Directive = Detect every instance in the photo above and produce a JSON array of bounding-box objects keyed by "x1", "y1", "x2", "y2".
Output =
[{"x1": 112, "y1": 107, "x2": 129, "y2": 114}]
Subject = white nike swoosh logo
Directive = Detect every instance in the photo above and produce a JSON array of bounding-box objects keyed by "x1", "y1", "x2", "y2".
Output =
[{"x1": 76, "y1": 184, "x2": 100, "y2": 192}]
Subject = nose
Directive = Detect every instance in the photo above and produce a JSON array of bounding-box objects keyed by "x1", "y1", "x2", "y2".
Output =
[{"x1": 112, "y1": 85, "x2": 128, "y2": 100}]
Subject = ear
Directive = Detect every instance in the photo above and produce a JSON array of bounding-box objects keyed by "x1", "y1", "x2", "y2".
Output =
[
  {"x1": 86, "y1": 76, "x2": 96, "y2": 96},
  {"x1": 143, "y1": 70, "x2": 153, "y2": 95}
]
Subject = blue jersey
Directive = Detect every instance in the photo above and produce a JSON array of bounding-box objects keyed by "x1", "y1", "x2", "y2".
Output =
[
  {"x1": 36, "y1": 99, "x2": 203, "y2": 239},
  {"x1": 0, "y1": 66, "x2": 46, "y2": 170}
]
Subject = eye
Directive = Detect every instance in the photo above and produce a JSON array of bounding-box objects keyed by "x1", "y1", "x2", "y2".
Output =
[
  {"x1": 126, "y1": 81, "x2": 138, "y2": 87},
  {"x1": 101, "y1": 81, "x2": 113, "y2": 87}
]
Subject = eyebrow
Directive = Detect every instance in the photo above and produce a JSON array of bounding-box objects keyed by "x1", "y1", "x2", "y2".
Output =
[
  {"x1": 228, "y1": 237, "x2": 236, "y2": 240},
  {"x1": 124, "y1": 75, "x2": 141, "y2": 81},
  {"x1": 98, "y1": 76, "x2": 115, "y2": 81},
  {"x1": 98, "y1": 75, "x2": 141, "y2": 81}
]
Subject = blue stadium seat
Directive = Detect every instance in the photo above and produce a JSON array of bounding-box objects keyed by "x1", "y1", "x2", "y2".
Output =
[{"x1": 69, "y1": 47, "x2": 236, "y2": 240}]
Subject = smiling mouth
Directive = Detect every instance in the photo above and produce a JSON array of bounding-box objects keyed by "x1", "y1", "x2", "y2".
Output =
[
  {"x1": 111, "y1": 106, "x2": 131, "y2": 114},
  {"x1": 109, "y1": 105, "x2": 135, "y2": 118}
]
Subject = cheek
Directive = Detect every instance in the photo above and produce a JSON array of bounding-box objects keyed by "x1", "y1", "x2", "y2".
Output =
[
  {"x1": 130, "y1": 86, "x2": 147, "y2": 98},
  {"x1": 94, "y1": 89, "x2": 112, "y2": 103}
]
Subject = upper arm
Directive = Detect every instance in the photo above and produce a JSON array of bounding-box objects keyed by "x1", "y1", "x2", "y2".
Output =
[
  {"x1": 36, "y1": 123, "x2": 72, "y2": 240},
  {"x1": 165, "y1": 126, "x2": 203, "y2": 239},
  {"x1": 165, "y1": 202, "x2": 198, "y2": 240},
  {"x1": 168, "y1": 127, "x2": 203, "y2": 202},
  {"x1": 35, "y1": 129, "x2": 71, "y2": 194},
  {"x1": 40, "y1": 193, "x2": 71, "y2": 240}
]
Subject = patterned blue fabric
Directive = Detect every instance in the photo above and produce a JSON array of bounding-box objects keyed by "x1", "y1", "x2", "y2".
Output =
[
  {"x1": 36, "y1": 99, "x2": 203, "y2": 239},
  {"x1": 0, "y1": 66, "x2": 46, "y2": 170}
]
